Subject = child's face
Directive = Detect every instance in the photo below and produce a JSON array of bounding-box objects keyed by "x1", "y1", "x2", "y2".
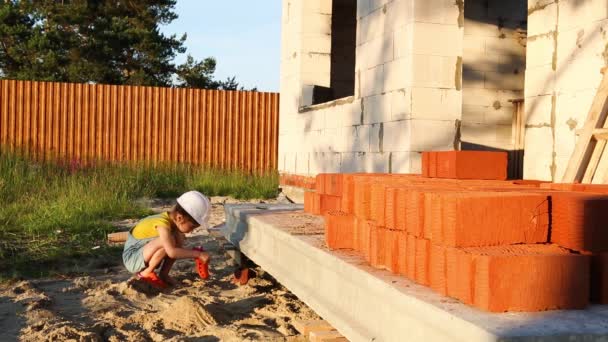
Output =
[{"x1": 175, "y1": 214, "x2": 200, "y2": 233}]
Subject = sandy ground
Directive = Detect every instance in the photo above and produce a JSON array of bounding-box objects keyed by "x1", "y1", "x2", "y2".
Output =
[{"x1": 0, "y1": 196, "x2": 320, "y2": 341}]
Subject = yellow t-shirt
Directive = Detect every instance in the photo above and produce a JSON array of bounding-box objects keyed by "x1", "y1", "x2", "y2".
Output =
[{"x1": 131, "y1": 212, "x2": 172, "y2": 239}]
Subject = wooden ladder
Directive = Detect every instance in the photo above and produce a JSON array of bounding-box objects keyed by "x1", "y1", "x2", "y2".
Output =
[{"x1": 562, "y1": 68, "x2": 608, "y2": 183}]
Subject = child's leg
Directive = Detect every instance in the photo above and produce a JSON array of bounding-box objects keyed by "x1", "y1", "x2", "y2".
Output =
[
  {"x1": 139, "y1": 238, "x2": 167, "y2": 277},
  {"x1": 159, "y1": 231, "x2": 184, "y2": 284}
]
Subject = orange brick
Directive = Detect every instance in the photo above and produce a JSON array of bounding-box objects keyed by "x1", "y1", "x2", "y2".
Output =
[
  {"x1": 403, "y1": 190, "x2": 424, "y2": 236},
  {"x1": 551, "y1": 193, "x2": 608, "y2": 252},
  {"x1": 429, "y1": 244, "x2": 447, "y2": 295},
  {"x1": 406, "y1": 234, "x2": 417, "y2": 280},
  {"x1": 324, "y1": 211, "x2": 355, "y2": 250},
  {"x1": 397, "y1": 230, "x2": 408, "y2": 276},
  {"x1": 469, "y1": 244, "x2": 589, "y2": 312},
  {"x1": 360, "y1": 220, "x2": 374, "y2": 262},
  {"x1": 591, "y1": 253, "x2": 608, "y2": 304},
  {"x1": 434, "y1": 151, "x2": 508, "y2": 180},
  {"x1": 320, "y1": 195, "x2": 341, "y2": 214},
  {"x1": 385, "y1": 187, "x2": 398, "y2": 229},
  {"x1": 440, "y1": 192, "x2": 549, "y2": 247},
  {"x1": 341, "y1": 174, "x2": 356, "y2": 214},
  {"x1": 422, "y1": 152, "x2": 430, "y2": 177},
  {"x1": 423, "y1": 192, "x2": 442, "y2": 240},
  {"x1": 370, "y1": 227, "x2": 387, "y2": 269},
  {"x1": 312, "y1": 193, "x2": 322, "y2": 215},
  {"x1": 370, "y1": 183, "x2": 387, "y2": 227},
  {"x1": 385, "y1": 229, "x2": 400, "y2": 274},
  {"x1": 304, "y1": 191, "x2": 315, "y2": 214},
  {"x1": 415, "y1": 237, "x2": 430, "y2": 286},
  {"x1": 353, "y1": 181, "x2": 372, "y2": 220},
  {"x1": 428, "y1": 152, "x2": 437, "y2": 177},
  {"x1": 315, "y1": 174, "x2": 326, "y2": 194},
  {"x1": 325, "y1": 174, "x2": 344, "y2": 197},
  {"x1": 446, "y1": 247, "x2": 474, "y2": 304}
]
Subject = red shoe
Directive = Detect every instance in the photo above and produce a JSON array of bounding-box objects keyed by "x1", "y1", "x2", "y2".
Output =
[
  {"x1": 136, "y1": 272, "x2": 168, "y2": 289},
  {"x1": 232, "y1": 268, "x2": 250, "y2": 286},
  {"x1": 193, "y1": 246, "x2": 209, "y2": 279}
]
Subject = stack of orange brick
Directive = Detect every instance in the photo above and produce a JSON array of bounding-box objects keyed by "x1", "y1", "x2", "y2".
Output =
[
  {"x1": 302, "y1": 151, "x2": 608, "y2": 312},
  {"x1": 279, "y1": 173, "x2": 316, "y2": 190}
]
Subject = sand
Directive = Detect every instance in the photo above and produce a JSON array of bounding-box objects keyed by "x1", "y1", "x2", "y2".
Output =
[{"x1": 0, "y1": 196, "x2": 319, "y2": 341}]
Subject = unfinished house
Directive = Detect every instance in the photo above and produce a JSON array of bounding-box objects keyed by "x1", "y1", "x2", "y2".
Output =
[{"x1": 279, "y1": 0, "x2": 527, "y2": 178}]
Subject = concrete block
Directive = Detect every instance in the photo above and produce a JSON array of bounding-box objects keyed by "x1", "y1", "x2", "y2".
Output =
[
  {"x1": 558, "y1": 0, "x2": 608, "y2": 32},
  {"x1": 413, "y1": 0, "x2": 460, "y2": 25},
  {"x1": 460, "y1": 122, "x2": 510, "y2": 147},
  {"x1": 357, "y1": 0, "x2": 371, "y2": 19},
  {"x1": 363, "y1": 94, "x2": 391, "y2": 124},
  {"x1": 394, "y1": 24, "x2": 414, "y2": 59},
  {"x1": 390, "y1": 89, "x2": 412, "y2": 120},
  {"x1": 523, "y1": 127, "x2": 554, "y2": 180},
  {"x1": 359, "y1": 8, "x2": 385, "y2": 43},
  {"x1": 556, "y1": 56, "x2": 604, "y2": 93},
  {"x1": 342, "y1": 124, "x2": 371, "y2": 152},
  {"x1": 384, "y1": 0, "x2": 414, "y2": 32},
  {"x1": 462, "y1": 88, "x2": 522, "y2": 107},
  {"x1": 361, "y1": 65, "x2": 384, "y2": 97},
  {"x1": 347, "y1": 99, "x2": 364, "y2": 125},
  {"x1": 369, "y1": 0, "x2": 390, "y2": 12},
  {"x1": 484, "y1": 70, "x2": 525, "y2": 91},
  {"x1": 340, "y1": 152, "x2": 368, "y2": 172},
  {"x1": 383, "y1": 57, "x2": 410, "y2": 92},
  {"x1": 413, "y1": 23, "x2": 463, "y2": 57},
  {"x1": 555, "y1": 89, "x2": 595, "y2": 126},
  {"x1": 526, "y1": 35, "x2": 555, "y2": 68},
  {"x1": 524, "y1": 65, "x2": 555, "y2": 97},
  {"x1": 411, "y1": 55, "x2": 459, "y2": 89},
  {"x1": 554, "y1": 120, "x2": 577, "y2": 159},
  {"x1": 411, "y1": 87, "x2": 462, "y2": 120},
  {"x1": 463, "y1": 35, "x2": 486, "y2": 56},
  {"x1": 282, "y1": 152, "x2": 296, "y2": 174},
  {"x1": 391, "y1": 151, "x2": 421, "y2": 173},
  {"x1": 364, "y1": 36, "x2": 394, "y2": 69},
  {"x1": 301, "y1": 71, "x2": 331, "y2": 88},
  {"x1": 300, "y1": 52, "x2": 331, "y2": 74},
  {"x1": 302, "y1": 35, "x2": 332, "y2": 54},
  {"x1": 461, "y1": 104, "x2": 486, "y2": 124},
  {"x1": 366, "y1": 152, "x2": 391, "y2": 172},
  {"x1": 300, "y1": 13, "x2": 332, "y2": 35},
  {"x1": 296, "y1": 152, "x2": 310, "y2": 175},
  {"x1": 484, "y1": 36, "x2": 526, "y2": 56},
  {"x1": 462, "y1": 67, "x2": 486, "y2": 89},
  {"x1": 302, "y1": 0, "x2": 332, "y2": 15},
  {"x1": 527, "y1": 2, "x2": 557, "y2": 36},
  {"x1": 383, "y1": 119, "x2": 411, "y2": 151},
  {"x1": 409, "y1": 119, "x2": 456, "y2": 151},
  {"x1": 369, "y1": 123, "x2": 383, "y2": 153},
  {"x1": 317, "y1": 152, "x2": 342, "y2": 173}
]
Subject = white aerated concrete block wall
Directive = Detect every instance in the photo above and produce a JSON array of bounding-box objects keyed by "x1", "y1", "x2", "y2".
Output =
[
  {"x1": 279, "y1": 0, "x2": 467, "y2": 176},
  {"x1": 524, "y1": 0, "x2": 608, "y2": 181},
  {"x1": 461, "y1": 0, "x2": 526, "y2": 153}
]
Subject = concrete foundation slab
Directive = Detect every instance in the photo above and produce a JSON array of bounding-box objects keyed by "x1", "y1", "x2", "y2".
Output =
[{"x1": 221, "y1": 205, "x2": 608, "y2": 342}]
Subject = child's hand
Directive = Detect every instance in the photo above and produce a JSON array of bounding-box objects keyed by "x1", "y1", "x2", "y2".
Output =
[{"x1": 198, "y1": 251, "x2": 211, "y2": 264}]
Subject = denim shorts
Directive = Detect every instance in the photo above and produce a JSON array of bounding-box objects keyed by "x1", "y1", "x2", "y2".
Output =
[{"x1": 122, "y1": 231, "x2": 156, "y2": 274}]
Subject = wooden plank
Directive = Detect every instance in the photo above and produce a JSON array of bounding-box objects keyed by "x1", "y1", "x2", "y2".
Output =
[
  {"x1": 563, "y1": 70, "x2": 608, "y2": 182},
  {"x1": 309, "y1": 330, "x2": 348, "y2": 342},
  {"x1": 292, "y1": 320, "x2": 335, "y2": 336},
  {"x1": 582, "y1": 140, "x2": 606, "y2": 183}
]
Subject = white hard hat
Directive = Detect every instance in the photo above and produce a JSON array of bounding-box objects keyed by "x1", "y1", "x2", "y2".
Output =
[{"x1": 176, "y1": 190, "x2": 210, "y2": 228}]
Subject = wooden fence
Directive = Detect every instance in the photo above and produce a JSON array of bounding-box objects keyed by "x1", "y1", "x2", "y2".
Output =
[{"x1": 0, "y1": 80, "x2": 279, "y2": 172}]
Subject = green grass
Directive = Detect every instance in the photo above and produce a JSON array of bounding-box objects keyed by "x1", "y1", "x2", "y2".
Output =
[{"x1": 0, "y1": 148, "x2": 278, "y2": 279}]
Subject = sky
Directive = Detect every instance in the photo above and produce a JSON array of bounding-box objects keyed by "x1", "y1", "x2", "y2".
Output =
[{"x1": 161, "y1": 1, "x2": 282, "y2": 92}]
